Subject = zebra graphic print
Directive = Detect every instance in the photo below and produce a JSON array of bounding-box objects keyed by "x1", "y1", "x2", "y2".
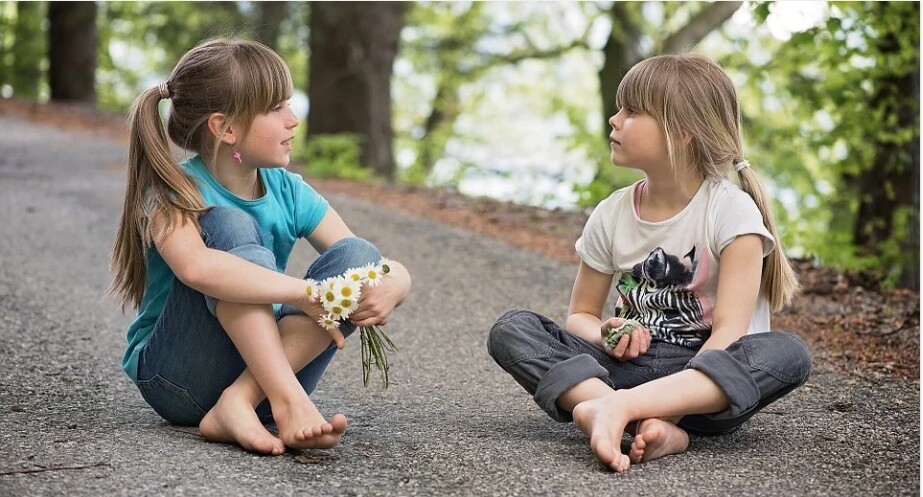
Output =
[{"x1": 616, "y1": 246, "x2": 710, "y2": 348}]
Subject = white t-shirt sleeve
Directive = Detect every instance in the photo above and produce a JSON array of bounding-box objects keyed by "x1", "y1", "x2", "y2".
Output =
[
  {"x1": 575, "y1": 196, "x2": 617, "y2": 274},
  {"x1": 714, "y1": 189, "x2": 775, "y2": 256}
]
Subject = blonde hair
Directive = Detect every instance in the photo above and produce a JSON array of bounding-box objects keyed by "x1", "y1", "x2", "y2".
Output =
[
  {"x1": 109, "y1": 38, "x2": 293, "y2": 309},
  {"x1": 616, "y1": 53, "x2": 800, "y2": 311}
]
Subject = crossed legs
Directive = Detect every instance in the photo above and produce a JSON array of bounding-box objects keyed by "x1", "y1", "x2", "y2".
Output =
[{"x1": 199, "y1": 308, "x2": 346, "y2": 454}]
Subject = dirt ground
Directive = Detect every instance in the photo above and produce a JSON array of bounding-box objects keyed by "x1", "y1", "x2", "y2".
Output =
[{"x1": 2, "y1": 97, "x2": 918, "y2": 381}]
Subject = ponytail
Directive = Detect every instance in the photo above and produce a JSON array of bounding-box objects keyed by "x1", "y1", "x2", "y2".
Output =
[
  {"x1": 735, "y1": 164, "x2": 800, "y2": 311},
  {"x1": 108, "y1": 86, "x2": 206, "y2": 310}
]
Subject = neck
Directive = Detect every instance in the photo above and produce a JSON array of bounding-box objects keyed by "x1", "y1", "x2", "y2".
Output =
[
  {"x1": 202, "y1": 151, "x2": 261, "y2": 200},
  {"x1": 639, "y1": 166, "x2": 704, "y2": 219}
]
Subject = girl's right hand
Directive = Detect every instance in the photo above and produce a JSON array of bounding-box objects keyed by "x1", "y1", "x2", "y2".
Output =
[{"x1": 601, "y1": 317, "x2": 651, "y2": 362}]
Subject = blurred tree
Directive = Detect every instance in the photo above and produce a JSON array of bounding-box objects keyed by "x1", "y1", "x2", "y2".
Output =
[
  {"x1": 9, "y1": 1, "x2": 44, "y2": 98},
  {"x1": 254, "y1": 1, "x2": 289, "y2": 51},
  {"x1": 308, "y1": 1, "x2": 405, "y2": 179},
  {"x1": 743, "y1": 2, "x2": 919, "y2": 288},
  {"x1": 48, "y1": 1, "x2": 97, "y2": 103},
  {"x1": 399, "y1": 2, "x2": 591, "y2": 184}
]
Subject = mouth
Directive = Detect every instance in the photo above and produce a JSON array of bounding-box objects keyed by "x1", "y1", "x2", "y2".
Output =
[
  {"x1": 281, "y1": 137, "x2": 294, "y2": 146},
  {"x1": 609, "y1": 136, "x2": 621, "y2": 147}
]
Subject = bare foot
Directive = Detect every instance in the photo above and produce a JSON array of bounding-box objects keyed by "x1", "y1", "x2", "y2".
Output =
[
  {"x1": 572, "y1": 392, "x2": 632, "y2": 472},
  {"x1": 272, "y1": 396, "x2": 348, "y2": 450},
  {"x1": 629, "y1": 418, "x2": 689, "y2": 464},
  {"x1": 199, "y1": 391, "x2": 285, "y2": 455}
]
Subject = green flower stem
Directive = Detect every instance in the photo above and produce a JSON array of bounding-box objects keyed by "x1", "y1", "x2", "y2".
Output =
[{"x1": 360, "y1": 325, "x2": 398, "y2": 388}]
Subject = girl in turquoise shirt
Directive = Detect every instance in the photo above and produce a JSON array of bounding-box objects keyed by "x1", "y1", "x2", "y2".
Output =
[{"x1": 109, "y1": 38, "x2": 411, "y2": 455}]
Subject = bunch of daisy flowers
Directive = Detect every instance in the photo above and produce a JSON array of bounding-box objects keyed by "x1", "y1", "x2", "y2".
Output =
[{"x1": 308, "y1": 259, "x2": 398, "y2": 388}]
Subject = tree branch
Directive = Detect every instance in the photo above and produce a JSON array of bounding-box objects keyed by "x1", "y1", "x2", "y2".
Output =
[{"x1": 661, "y1": 1, "x2": 743, "y2": 53}]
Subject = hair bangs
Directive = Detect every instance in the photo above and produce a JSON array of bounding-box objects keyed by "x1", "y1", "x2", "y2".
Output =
[
  {"x1": 229, "y1": 41, "x2": 294, "y2": 122},
  {"x1": 615, "y1": 58, "x2": 669, "y2": 118}
]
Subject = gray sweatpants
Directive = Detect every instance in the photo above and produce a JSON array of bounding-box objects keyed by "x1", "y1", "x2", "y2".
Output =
[{"x1": 486, "y1": 310, "x2": 811, "y2": 435}]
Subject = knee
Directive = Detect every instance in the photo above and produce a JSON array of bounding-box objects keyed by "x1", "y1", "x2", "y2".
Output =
[
  {"x1": 328, "y1": 237, "x2": 382, "y2": 269},
  {"x1": 752, "y1": 331, "x2": 812, "y2": 386},
  {"x1": 308, "y1": 237, "x2": 382, "y2": 280},
  {"x1": 487, "y1": 310, "x2": 541, "y2": 361},
  {"x1": 780, "y1": 332, "x2": 812, "y2": 385},
  {"x1": 199, "y1": 206, "x2": 262, "y2": 251}
]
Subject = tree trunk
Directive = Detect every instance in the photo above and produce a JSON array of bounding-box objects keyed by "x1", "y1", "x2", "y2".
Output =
[
  {"x1": 598, "y1": 2, "x2": 644, "y2": 134},
  {"x1": 11, "y1": 1, "x2": 44, "y2": 99},
  {"x1": 851, "y1": 5, "x2": 920, "y2": 289},
  {"x1": 254, "y1": 2, "x2": 289, "y2": 51},
  {"x1": 48, "y1": 1, "x2": 97, "y2": 104},
  {"x1": 308, "y1": 1, "x2": 405, "y2": 180}
]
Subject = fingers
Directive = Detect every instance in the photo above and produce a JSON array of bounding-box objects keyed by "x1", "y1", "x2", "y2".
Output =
[
  {"x1": 612, "y1": 334, "x2": 630, "y2": 359},
  {"x1": 611, "y1": 327, "x2": 652, "y2": 361},
  {"x1": 327, "y1": 326, "x2": 346, "y2": 350}
]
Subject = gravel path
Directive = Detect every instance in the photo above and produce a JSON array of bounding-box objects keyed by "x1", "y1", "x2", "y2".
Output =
[{"x1": 0, "y1": 114, "x2": 918, "y2": 496}]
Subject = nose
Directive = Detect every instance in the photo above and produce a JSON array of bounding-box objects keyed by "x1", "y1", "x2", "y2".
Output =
[
  {"x1": 286, "y1": 107, "x2": 300, "y2": 128},
  {"x1": 609, "y1": 112, "x2": 620, "y2": 131}
]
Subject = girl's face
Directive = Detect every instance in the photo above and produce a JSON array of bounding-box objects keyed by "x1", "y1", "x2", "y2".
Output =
[
  {"x1": 608, "y1": 107, "x2": 670, "y2": 173},
  {"x1": 236, "y1": 101, "x2": 300, "y2": 168}
]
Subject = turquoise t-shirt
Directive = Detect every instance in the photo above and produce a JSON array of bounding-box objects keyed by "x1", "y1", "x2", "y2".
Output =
[{"x1": 122, "y1": 156, "x2": 329, "y2": 381}]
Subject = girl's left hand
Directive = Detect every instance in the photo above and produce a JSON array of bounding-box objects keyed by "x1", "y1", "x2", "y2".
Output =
[
  {"x1": 601, "y1": 317, "x2": 652, "y2": 362},
  {"x1": 349, "y1": 281, "x2": 402, "y2": 327}
]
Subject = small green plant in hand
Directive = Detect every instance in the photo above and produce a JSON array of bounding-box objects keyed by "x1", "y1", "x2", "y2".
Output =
[{"x1": 603, "y1": 319, "x2": 642, "y2": 349}]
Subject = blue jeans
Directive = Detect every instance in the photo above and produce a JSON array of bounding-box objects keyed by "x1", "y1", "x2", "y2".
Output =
[
  {"x1": 136, "y1": 206, "x2": 381, "y2": 426},
  {"x1": 487, "y1": 310, "x2": 812, "y2": 435}
]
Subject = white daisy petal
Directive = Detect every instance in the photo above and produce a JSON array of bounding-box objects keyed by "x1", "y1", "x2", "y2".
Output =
[
  {"x1": 344, "y1": 267, "x2": 365, "y2": 284},
  {"x1": 317, "y1": 314, "x2": 339, "y2": 330}
]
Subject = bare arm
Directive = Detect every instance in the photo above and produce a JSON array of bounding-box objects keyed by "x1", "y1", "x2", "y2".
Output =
[
  {"x1": 567, "y1": 261, "x2": 651, "y2": 361},
  {"x1": 699, "y1": 234, "x2": 764, "y2": 353},
  {"x1": 566, "y1": 261, "x2": 614, "y2": 346},
  {"x1": 154, "y1": 211, "x2": 313, "y2": 309}
]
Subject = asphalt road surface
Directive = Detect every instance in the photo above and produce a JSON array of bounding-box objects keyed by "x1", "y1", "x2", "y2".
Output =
[{"x1": 0, "y1": 114, "x2": 918, "y2": 496}]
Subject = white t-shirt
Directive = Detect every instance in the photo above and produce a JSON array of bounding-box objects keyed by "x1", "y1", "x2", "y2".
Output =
[{"x1": 575, "y1": 178, "x2": 774, "y2": 349}]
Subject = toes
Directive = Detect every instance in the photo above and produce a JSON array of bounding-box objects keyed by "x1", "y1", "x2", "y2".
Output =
[
  {"x1": 612, "y1": 454, "x2": 631, "y2": 472},
  {"x1": 330, "y1": 413, "x2": 348, "y2": 433}
]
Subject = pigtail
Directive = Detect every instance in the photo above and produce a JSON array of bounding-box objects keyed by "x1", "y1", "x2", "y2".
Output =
[
  {"x1": 735, "y1": 165, "x2": 801, "y2": 311},
  {"x1": 108, "y1": 86, "x2": 206, "y2": 310}
]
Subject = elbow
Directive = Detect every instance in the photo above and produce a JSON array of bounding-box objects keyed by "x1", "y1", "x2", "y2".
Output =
[{"x1": 173, "y1": 260, "x2": 209, "y2": 290}]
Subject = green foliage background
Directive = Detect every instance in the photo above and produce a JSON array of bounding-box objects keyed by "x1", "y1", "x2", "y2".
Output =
[{"x1": 0, "y1": 1, "x2": 917, "y2": 287}]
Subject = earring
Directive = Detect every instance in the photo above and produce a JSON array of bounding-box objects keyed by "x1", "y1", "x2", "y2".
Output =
[{"x1": 232, "y1": 148, "x2": 242, "y2": 164}]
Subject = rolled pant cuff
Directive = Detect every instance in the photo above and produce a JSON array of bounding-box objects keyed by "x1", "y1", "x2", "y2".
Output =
[
  {"x1": 686, "y1": 349, "x2": 759, "y2": 419},
  {"x1": 534, "y1": 354, "x2": 609, "y2": 422}
]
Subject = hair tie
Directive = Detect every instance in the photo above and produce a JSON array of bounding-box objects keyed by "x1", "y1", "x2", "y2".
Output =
[
  {"x1": 733, "y1": 159, "x2": 751, "y2": 172},
  {"x1": 157, "y1": 83, "x2": 170, "y2": 100}
]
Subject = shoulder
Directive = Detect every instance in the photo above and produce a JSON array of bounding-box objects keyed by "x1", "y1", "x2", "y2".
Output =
[
  {"x1": 706, "y1": 178, "x2": 760, "y2": 213},
  {"x1": 262, "y1": 168, "x2": 322, "y2": 196},
  {"x1": 261, "y1": 166, "x2": 303, "y2": 187},
  {"x1": 592, "y1": 181, "x2": 638, "y2": 217},
  {"x1": 706, "y1": 177, "x2": 774, "y2": 255}
]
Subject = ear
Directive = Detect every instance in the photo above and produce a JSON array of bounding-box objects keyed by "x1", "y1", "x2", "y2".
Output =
[
  {"x1": 681, "y1": 132, "x2": 693, "y2": 147},
  {"x1": 206, "y1": 112, "x2": 236, "y2": 146}
]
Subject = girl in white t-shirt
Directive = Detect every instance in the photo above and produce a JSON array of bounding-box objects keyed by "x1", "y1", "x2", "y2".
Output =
[{"x1": 487, "y1": 53, "x2": 810, "y2": 472}]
